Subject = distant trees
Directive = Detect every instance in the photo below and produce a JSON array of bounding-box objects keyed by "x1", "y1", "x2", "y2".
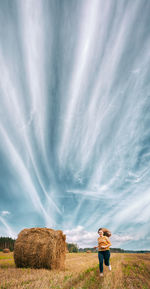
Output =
[
  {"x1": 0, "y1": 237, "x2": 15, "y2": 251},
  {"x1": 110, "y1": 248, "x2": 125, "y2": 253},
  {"x1": 66, "y1": 243, "x2": 78, "y2": 253},
  {"x1": 78, "y1": 247, "x2": 96, "y2": 253}
]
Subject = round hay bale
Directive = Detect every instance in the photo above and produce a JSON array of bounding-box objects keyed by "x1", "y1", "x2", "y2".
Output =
[
  {"x1": 14, "y1": 228, "x2": 66, "y2": 270},
  {"x1": 86, "y1": 250, "x2": 91, "y2": 253},
  {"x1": 99, "y1": 227, "x2": 111, "y2": 237},
  {"x1": 3, "y1": 248, "x2": 10, "y2": 253}
]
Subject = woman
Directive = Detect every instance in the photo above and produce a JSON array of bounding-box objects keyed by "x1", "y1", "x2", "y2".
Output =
[{"x1": 94, "y1": 228, "x2": 112, "y2": 277}]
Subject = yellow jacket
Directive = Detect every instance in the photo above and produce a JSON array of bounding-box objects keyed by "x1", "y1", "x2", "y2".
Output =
[{"x1": 98, "y1": 236, "x2": 112, "y2": 251}]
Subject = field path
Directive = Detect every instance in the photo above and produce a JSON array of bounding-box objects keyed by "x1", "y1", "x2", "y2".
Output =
[
  {"x1": 69, "y1": 253, "x2": 150, "y2": 289},
  {"x1": 64, "y1": 253, "x2": 125, "y2": 289}
]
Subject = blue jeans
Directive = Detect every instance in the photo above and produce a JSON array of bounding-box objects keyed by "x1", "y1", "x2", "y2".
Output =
[{"x1": 98, "y1": 250, "x2": 110, "y2": 273}]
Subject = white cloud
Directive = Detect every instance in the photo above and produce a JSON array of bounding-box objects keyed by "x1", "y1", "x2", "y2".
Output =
[
  {"x1": 64, "y1": 226, "x2": 97, "y2": 248},
  {"x1": 1, "y1": 211, "x2": 10, "y2": 216},
  {"x1": 64, "y1": 226, "x2": 134, "y2": 248},
  {"x1": 111, "y1": 234, "x2": 134, "y2": 242},
  {"x1": 111, "y1": 234, "x2": 135, "y2": 247}
]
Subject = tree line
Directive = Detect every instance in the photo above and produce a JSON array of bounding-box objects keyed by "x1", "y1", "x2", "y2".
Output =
[
  {"x1": 66, "y1": 243, "x2": 78, "y2": 252},
  {"x1": 0, "y1": 237, "x2": 16, "y2": 251}
]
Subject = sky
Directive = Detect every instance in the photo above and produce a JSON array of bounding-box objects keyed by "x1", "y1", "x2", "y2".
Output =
[{"x1": 0, "y1": 0, "x2": 150, "y2": 250}]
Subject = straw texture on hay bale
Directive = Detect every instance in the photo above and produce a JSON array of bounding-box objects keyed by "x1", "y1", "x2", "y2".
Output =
[
  {"x1": 14, "y1": 228, "x2": 66, "y2": 270},
  {"x1": 3, "y1": 248, "x2": 10, "y2": 253},
  {"x1": 99, "y1": 227, "x2": 111, "y2": 237}
]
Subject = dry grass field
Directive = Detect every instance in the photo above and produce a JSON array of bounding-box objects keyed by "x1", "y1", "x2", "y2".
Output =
[{"x1": 0, "y1": 252, "x2": 150, "y2": 289}]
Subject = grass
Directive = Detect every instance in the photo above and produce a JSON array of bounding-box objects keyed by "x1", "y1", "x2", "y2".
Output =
[
  {"x1": 122, "y1": 254, "x2": 150, "y2": 289},
  {"x1": 0, "y1": 252, "x2": 150, "y2": 288}
]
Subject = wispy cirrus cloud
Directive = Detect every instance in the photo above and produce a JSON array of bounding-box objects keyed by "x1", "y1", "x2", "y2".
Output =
[
  {"x1": 0, "y1": 0, "x2": 150, "y2": 250},
  {"x1": 0, "y1": 216, "x2": 16, "y2": 239}
]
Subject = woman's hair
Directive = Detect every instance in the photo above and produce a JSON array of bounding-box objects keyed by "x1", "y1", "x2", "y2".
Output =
[{"x1": 98, "y1": 228, "x2": 103, "y2": 234}]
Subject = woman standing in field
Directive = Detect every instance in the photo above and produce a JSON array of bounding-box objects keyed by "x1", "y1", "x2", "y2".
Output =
[{"x1": 94, "y1": 228, "x2": 112, "y2": 277}]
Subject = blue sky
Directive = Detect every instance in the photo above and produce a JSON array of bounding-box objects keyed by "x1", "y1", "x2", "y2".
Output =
[{"x1": 0, "y1": 0, "x2": 150, "y2": 250}]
